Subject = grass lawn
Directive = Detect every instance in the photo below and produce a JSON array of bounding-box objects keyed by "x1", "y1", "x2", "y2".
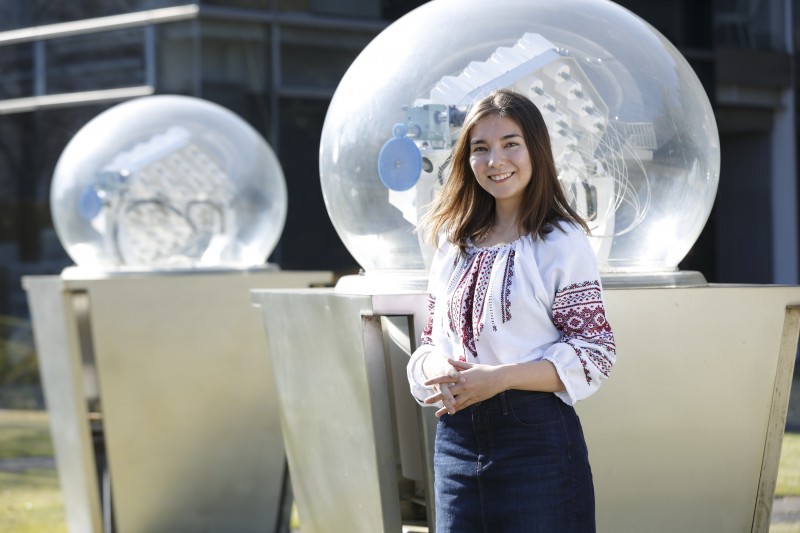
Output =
[
  {"x1": 774, "y1": 432, "x2": 800, "y2": 533},
  {"x1": 773, "y1": 525, "x2": 800, "y2": 533},
  {"x1": 0, "y1": 469, "x2": 68, "y2": 533},
  {"x1": 777, "y1": 432, "x2": 800, "y2": 497},
  {"x1": 0, "y1": 410, "x2": 67, "y2": 533}
]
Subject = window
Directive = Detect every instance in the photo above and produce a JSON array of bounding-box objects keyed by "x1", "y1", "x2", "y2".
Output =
[{"x1": 46, "y1": 28, "x2": 148, "y2": 94}]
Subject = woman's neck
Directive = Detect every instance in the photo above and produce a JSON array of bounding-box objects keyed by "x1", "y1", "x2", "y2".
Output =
[{"x1": 477, "y1": 204, "x2": 523, "y2": 247}]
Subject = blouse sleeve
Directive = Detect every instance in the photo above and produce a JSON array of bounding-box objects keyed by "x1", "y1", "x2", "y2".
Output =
[
  {"x1": 406, "y1": 293, "x2": 442, "y2": 406},
  {"x1": 407, "y1": 238, "x2": 450, "y2": 407},
  {"x1": 540, "y1": 225, "x2": 616, "y2": 405}
]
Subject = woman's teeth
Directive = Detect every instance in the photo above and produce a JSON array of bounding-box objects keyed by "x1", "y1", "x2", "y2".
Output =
[{"x1": 490, "y1": 172, "x2": 513, "y2": 182}]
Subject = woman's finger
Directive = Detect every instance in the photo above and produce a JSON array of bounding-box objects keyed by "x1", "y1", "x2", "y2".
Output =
[
  {"x1": 423, "y1": 375, "x2": 461, "y2": 387},
  {"x1": 448, "y1": 358, "x2": 473, "y2": 371},
  {"x1": 440, "y1": 383, "x2": 457, "y2": 415}
]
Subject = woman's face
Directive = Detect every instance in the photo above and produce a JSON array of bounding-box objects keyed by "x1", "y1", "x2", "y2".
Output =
[{"x1": 468, "y1": 114, "x2": 533, "y2": 211}]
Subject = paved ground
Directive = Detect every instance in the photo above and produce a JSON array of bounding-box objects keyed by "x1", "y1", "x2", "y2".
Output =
[
  {"x1": 773, "y1": 496, "x2": 800, "y2": 525},
  {"x1": 0, "y1": 456, "x2": 54, "y2": 472}
]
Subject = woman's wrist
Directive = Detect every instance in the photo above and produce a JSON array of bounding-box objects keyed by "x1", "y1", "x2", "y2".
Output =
[
  {"x1": 499, "y1": 360, "x2": 563, "y2": 393},
  {"x1": 497, "y1": 364, "x2": 517, "y2": 391}
]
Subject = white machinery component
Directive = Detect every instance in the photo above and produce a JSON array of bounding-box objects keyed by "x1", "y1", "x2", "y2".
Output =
[{"x1": 82, "y1": 125, "x2": 237, "y2": 267}]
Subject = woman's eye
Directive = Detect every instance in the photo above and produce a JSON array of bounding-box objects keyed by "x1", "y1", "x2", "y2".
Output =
[{"x1": 471, "y1": 146, "x2": 487, "y2": 153}]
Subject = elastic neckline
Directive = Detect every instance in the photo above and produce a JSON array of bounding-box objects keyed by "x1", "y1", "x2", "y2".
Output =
[{"x1": 466, "y1": 234, "x2": 528, "y2": 252}]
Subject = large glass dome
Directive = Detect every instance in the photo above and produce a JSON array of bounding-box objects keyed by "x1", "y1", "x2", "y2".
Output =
[
  {"x1": 320, "y1": 0, "x2": 720, "y2": 282},
  {"x1": 51, "y1": 95, "x2": 287, "y2": 270}
]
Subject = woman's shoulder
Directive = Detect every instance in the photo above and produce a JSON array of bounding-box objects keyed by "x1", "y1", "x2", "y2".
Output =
[
  {"x1": 429, "y1": 234, "x2": 461, "y2": 269},
  {"x1": 433, "y1": 233, "x2": 460, "y2": 255},
  {"x1": 523, "y1": 220, "x2": 594, "y2": 270},
  {"x1": 539, "y1": 220, "x2": 589, "y2": 247}
]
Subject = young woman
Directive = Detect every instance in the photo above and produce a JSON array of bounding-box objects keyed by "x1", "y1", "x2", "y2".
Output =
[{"x1": 407, "y1": 88, "x2": 616, "y2": 532}]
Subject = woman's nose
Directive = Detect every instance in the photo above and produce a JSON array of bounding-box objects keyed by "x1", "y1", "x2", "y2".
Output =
[{"x1": 488, "y1": 149, "x2": 503, "y2": 167}]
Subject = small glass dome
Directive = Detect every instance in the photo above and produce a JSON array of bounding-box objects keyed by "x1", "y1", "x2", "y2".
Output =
[
  {"x1": 320, "y1": 0, "x2": 720, "y2": 284},
  {"x1": 51, "y1": 95, "x2": 287, "y2": 270}
]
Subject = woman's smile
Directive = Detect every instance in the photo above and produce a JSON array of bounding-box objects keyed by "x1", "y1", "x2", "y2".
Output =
[{"x1": 488, "y1": 171, "x2": 514, "y2": 183}]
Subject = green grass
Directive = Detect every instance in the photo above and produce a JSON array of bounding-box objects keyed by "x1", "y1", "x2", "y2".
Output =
[
  {"x1": 777, "y1": 432, "x2": 800, "y2": 497},
  {"x1": 772, "y1": 524, "x2": 800, "y2": 533},
  {"x1": 0, "y1": 410, "x2": 67, "y2": 533},
  {"x1": 0, "y1": 469, "x2": 68, "y2": 533},
  {"x1": 0, "y1": 409, "x2": 55, "y2": 459}
]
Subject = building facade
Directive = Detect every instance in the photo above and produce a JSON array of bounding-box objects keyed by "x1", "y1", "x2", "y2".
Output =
[{"x1": 0, "y1": 0, "x2": 796, "y2": 401}]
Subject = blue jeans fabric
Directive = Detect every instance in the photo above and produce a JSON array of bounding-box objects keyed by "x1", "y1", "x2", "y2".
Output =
[{"x1": 433, "y1": 390, "x2": 595, "y2": 533}]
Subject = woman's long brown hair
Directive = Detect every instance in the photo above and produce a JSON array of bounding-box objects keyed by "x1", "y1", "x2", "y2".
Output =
[{"x1": 421, "y1": 88, "x2": 588, "y2": 253}]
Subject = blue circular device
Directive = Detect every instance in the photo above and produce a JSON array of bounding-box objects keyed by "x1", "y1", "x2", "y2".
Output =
[
  {"x1": 377, "y1": 123, "x2": 422, "y2": 191},
  {"x1": 78, "y1": 186, "x2": 103, "y2": 221}
]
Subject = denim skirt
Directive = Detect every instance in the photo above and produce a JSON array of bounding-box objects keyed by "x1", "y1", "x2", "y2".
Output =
[{"x1": 433, "y1": 390, "x2": 595, "y2": 533}]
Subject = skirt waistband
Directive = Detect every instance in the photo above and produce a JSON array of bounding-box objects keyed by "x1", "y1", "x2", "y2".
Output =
[{"x1": 471, "y1": 389, "x2": 556, "y2": 414}]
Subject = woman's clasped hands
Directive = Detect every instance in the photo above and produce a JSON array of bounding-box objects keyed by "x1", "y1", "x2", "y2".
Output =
[{"x1": 423, "y1": 358, "x2": 506, "y2": 417}]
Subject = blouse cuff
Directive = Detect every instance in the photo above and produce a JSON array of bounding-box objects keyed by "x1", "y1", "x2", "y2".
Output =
[
  {"x1": 407, "y1": 345, "x2": 444, "y2": 408},
  {"x1": 542, "y1": 343, "x2": 595, "y2": 406}
]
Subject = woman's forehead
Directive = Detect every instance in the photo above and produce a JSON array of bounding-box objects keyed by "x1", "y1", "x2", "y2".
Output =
[{"x1": 470, "y1": 115, "x2": 523, "y2": 140}]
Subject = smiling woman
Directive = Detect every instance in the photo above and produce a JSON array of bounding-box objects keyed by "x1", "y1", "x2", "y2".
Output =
[{"x1": 407, "y1": 89, "x2": 615, "y2": 533}]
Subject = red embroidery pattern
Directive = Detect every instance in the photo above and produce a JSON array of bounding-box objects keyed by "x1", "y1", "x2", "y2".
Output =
[
  {"x1": 501, "y1": 249, "x2": 515, "y2": 323},
  {"x1": 551, "y1": 280, "x2": 615, "y2": 384},
  {"x1": 446, "y1": 247, "x2": 515, "y2": 359},
  {"x1": 420, "y1": 293, "x2": 435, "y2": 346}
]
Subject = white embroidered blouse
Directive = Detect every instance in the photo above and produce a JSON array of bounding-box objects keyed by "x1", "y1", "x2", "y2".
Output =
[{"x1": 407, "y1": 221, "x2": 616, "y2": 406}]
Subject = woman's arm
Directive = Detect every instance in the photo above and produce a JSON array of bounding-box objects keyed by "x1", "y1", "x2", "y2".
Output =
[{"x1": 540, "y1": 228, "x2": 616, "y2": 405}]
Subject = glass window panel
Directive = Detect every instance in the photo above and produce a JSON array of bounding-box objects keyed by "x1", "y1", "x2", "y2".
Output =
[
  {"x1": 714, "y1": 0, "x2": 787, "y2": 52},
  {"x1": 280, "y1": 27, "x2": 374, "y2": 88},
  {"x1": 46, "y1": 28, "x2": 147, "y2": 94},
  {"x1": 276, "y1": 0, "x2": 310, "y2": 13},
  {"x1": 200, "y1": 20, "x2": 270, "y2": 93},
  {"x1": 308, "y1": 0, "x2": 379, "y2": 18},
  {"x1": 0, "y1": 2, "x2": 25, "y2": 32},
  {"x1": 156, "y1": 21, "x2": 198, "y2": 94},
  {"x1": 0, "y1": 43, "x2": 34, "y2": 99}
]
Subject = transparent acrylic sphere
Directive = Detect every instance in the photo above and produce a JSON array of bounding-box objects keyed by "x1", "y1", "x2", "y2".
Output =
[
  {"x1": 320, "y1": 0, "x2": 720, "y2": 278},
  {"x1": 51, "y1": 95, "x2": 287, "y2": 270}
]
